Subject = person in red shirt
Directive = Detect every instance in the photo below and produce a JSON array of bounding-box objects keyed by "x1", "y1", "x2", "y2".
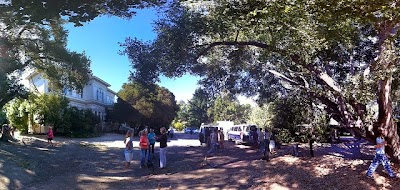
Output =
[
  {"x1": 139, "y1": 130, "x2": 149, "y2": 168},
  {"x1": 47, "y1": 127, "x2": 54, "y2": 146}
]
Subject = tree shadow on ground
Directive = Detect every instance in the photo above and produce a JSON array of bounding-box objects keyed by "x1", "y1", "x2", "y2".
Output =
[{"x1": 1, "y1": 135, "x2": 399, "y2": 190}]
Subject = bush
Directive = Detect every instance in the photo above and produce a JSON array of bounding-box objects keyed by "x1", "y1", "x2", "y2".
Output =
[
  {"x1": 5, "y1": 95, "x2": 101, "y2": 138},
  {"x1": 4, "y1": 99, "x2": 29, "y2": 134},
  {"x1": 58, "y1": 107, "x2": 101, "y2": 138}
]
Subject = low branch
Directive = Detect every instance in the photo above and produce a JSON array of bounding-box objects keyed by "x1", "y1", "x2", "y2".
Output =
[
  {"x1": 196, "y1": 41, "x2": 342, "y2": 94},
  {"x1": 195, "y1": 41, "x2": 290, "y2": 60}
]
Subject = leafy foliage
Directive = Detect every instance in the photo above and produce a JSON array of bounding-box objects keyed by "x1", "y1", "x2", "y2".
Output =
[
  {"x1": 120, "y1": 0, "x2": 400, "y2": 161},
  {"x1": 117, "y1": 81, "x2": 179, "y2": 130},
  {"x1": 187, "y1": 88, "x2": 210, "y2": 127},
  {"x1": 4, "y1": 98, "x2": 29, "y2": 133},
  {"x1": 0, "y1": 0, "x2": 165, "y2": 27},
  {"x1": 60, "y1": 107, "x2": 101, "y2": 138},
  {"x1": 171, "y1": 119, "x2": 185, "y2": 131},
  {"x1": 121, "y1": 0, "x2": 396, "y2": 131},
  {"x1": 4, "y1": 94, "x2": 101, "y2": 137},
  {"x1": 32, "y1": 94, "x2": 69, "y2": 128},
  {"x1": 0, "y1": 0, "x2": 165, "y2": 108},
  {"x1": 207, "y1": 92, "x2": 251, "y2": 124},
  {"x1": 249, "y1": 104, "x2": 274, "y2": 130},
  {"x1": 0, "y1": 19, "x2": 92, "y2": 108},
  {"x1": 107, "y1": 97, "x2": 144, "y2": 128}
]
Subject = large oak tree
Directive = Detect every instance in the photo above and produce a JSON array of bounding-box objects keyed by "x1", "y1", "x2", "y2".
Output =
[
  {"x1": 0, "y1": 0, "x2": 165, "y2": 109},
  {"x1": 122, "y1": 1, "x2": 400, "y2": 161},
  {"x1": 117, "y1": 81, "x2": 179, "y2": 130}
]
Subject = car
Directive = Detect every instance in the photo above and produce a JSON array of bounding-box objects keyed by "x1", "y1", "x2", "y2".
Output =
[
  {"x1": 184, "y1": 128, "x2": 192, "y2": 133},
  {"x1": 192, "y1": 129, "x2": 199, "y2": 134}
]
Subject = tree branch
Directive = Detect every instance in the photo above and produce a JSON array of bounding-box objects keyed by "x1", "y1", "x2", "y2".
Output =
[{"x1": 196, "y1": 40, "x2": 342, "y2": 94}]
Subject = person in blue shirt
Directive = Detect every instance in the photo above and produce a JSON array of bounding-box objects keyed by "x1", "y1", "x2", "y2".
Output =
[
  {"x1": 367, "y1": 128, "x2": 397, "y2": 178},
  {"x1": 148, "y1": 128, "x2": 156, "y2": 159}
]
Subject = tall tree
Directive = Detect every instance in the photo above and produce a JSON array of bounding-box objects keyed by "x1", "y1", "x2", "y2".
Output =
[
  {"x1": 207, "y1": 92, "x2": 250, "y2": 124},
  {"x1": 107, "y1": 97, "x2": 144, "y2": 127},
  {"x1": 249, "y1": 104, "x2": 273, "y2": 130},
  {"x1": 187, "y1": 88, "x2": 210, "y2": 127},
  {"x1": 0, "y1": 0, "x2": 165, "y2": 108},
  {"x1": 122, "y1": 1, "x2": 400, "y2": 161},
  {"x1": 118, "y1": 81, "x2": 179, "y2": 130}
]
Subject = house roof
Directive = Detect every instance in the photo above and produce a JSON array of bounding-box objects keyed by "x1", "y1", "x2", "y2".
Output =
[
  {"x1": 107, "y1": 88, "x2": 117, "y2": 95},
  {"x1": 90, "y1": 75, "x2": 111, "y2": 87}
]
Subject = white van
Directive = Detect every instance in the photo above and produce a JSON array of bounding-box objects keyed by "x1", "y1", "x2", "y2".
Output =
[
  {"x1": 198, "y1": 124, "x2": 219, "y2": 145},
  {"x1": 227, "y1": 124, "x2": 258, "y2": 145}
]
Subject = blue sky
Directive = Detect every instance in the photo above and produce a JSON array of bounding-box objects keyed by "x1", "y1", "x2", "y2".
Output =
[{"x1": 64, "y1": 8, "x2": 200, "y2": 102}]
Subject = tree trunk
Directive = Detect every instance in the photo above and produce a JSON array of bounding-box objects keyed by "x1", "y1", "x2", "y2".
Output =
[
  {"x1": 377, "y1": 77, "x2": 400, "y2": 163},
  {"x1": 0, "y1": 125, "x2": 13, "y2": 142},
  {"x1": 374, "y1": 23, "x2": 400, "y2": 163}
]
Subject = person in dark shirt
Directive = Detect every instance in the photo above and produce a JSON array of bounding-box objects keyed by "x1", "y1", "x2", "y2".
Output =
[{"x1": 157, "y1": 127, "x2": 168, "y2": 168}]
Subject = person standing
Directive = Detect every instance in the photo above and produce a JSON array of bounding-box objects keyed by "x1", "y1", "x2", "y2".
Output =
[
  {"x1": 148, "y1": 128, "x2": 156, "y2": 158},
  {"x1": 263, "y1": 129, "x2": 271, "y2": 160},
  {"x1": 207, "y1": 128, "x2": 219, "y2": 155},
  {"x1": 47, "y1": 127, "x2": 54, "y2": 146},
  {"x1": 269, "y1": 131, "x2": 276, "y2": 155},
  {"x1": 258, "y1": 128, "x2": 265, "y2": 152},
  {"x1": 139, "y1": 130, "x2": 149, "y2": 168},
  {"x1": 158, "y1": 127, "x2": 168, "y2": 169},
  {"x1": 124, "y1": 130, "x2": 134, "y2": 169},
  {"x1": 218, "y1": 129, "x2": 225, "y2": 150},
  {"x1": 366, "y1": 128, "x2": 398, "y2": 178},
  {"x1": 169, "y1": 127, "x2": 174, "y2": 138}
]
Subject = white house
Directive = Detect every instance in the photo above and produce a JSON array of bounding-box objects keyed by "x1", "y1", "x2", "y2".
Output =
[{"x1": 21, "y1": 69, "x2": 117, "y2": 124}]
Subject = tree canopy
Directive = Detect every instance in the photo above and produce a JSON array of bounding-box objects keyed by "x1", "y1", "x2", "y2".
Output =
[
  {"x1": 117, "y1": 81, "x2": 179, "y2": 130},
  {"x1": 0, "y1": 0, "x2": 165, "y2": 109},
  {"x1": 0, "y1": 0, "x2": 164, "y2": 27},
  {"x1": 122, "y1": 1, "x2": 400, "y2": 161}
]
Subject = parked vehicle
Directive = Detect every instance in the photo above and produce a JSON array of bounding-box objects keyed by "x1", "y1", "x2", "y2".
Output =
[
  {"x1": 199, "y1": 124, "x2": 219, "y2": 145},
  {"x1": 184, "y1": 127, "x2": 192, "y2": 134},
  {"x1": 192, "y1": 128, "x2": 199, "y2": 134},
  {"x1": 227, "y1": 124, "x2": 258, "y2": 145}
]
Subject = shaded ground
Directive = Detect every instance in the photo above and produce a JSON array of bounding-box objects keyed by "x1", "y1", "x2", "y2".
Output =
[{"x1": 1, "y1": 132, "x2": 399, "y2": 190}]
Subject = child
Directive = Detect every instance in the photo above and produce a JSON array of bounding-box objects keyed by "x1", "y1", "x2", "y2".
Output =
[
  {"x1": 124, "y1": 130, "x2": 134, "y2": 169},
  {"x1": 366, "y1": 128, "x2": 397, "y2": 178},
  {"x1": 139, "y1": 130, "x2": 149, "y2": 168},
  {"x1": 47, "y1": 127, "x2": 54, "y2": 146}
]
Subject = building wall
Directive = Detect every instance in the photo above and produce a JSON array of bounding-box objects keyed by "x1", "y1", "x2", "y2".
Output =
[{"x1": 24, "y1": 71, "x2": 116, "y2": 122}]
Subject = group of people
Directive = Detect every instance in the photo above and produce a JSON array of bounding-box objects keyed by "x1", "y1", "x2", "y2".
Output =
[
  {"x1": 123, "y1": 127, "x2": 168, "y2": 169},
  {"x1": 258, "y1": 128, "x2": 276, "y2": 161},
  {"x1": 207, "y1": 128, "x2": 224, "y2": 155}
]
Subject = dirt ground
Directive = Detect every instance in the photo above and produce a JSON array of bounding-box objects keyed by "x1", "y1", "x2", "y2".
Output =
[{"x1": 1, "y1": 132, "x2": 400, "y2": 190}]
